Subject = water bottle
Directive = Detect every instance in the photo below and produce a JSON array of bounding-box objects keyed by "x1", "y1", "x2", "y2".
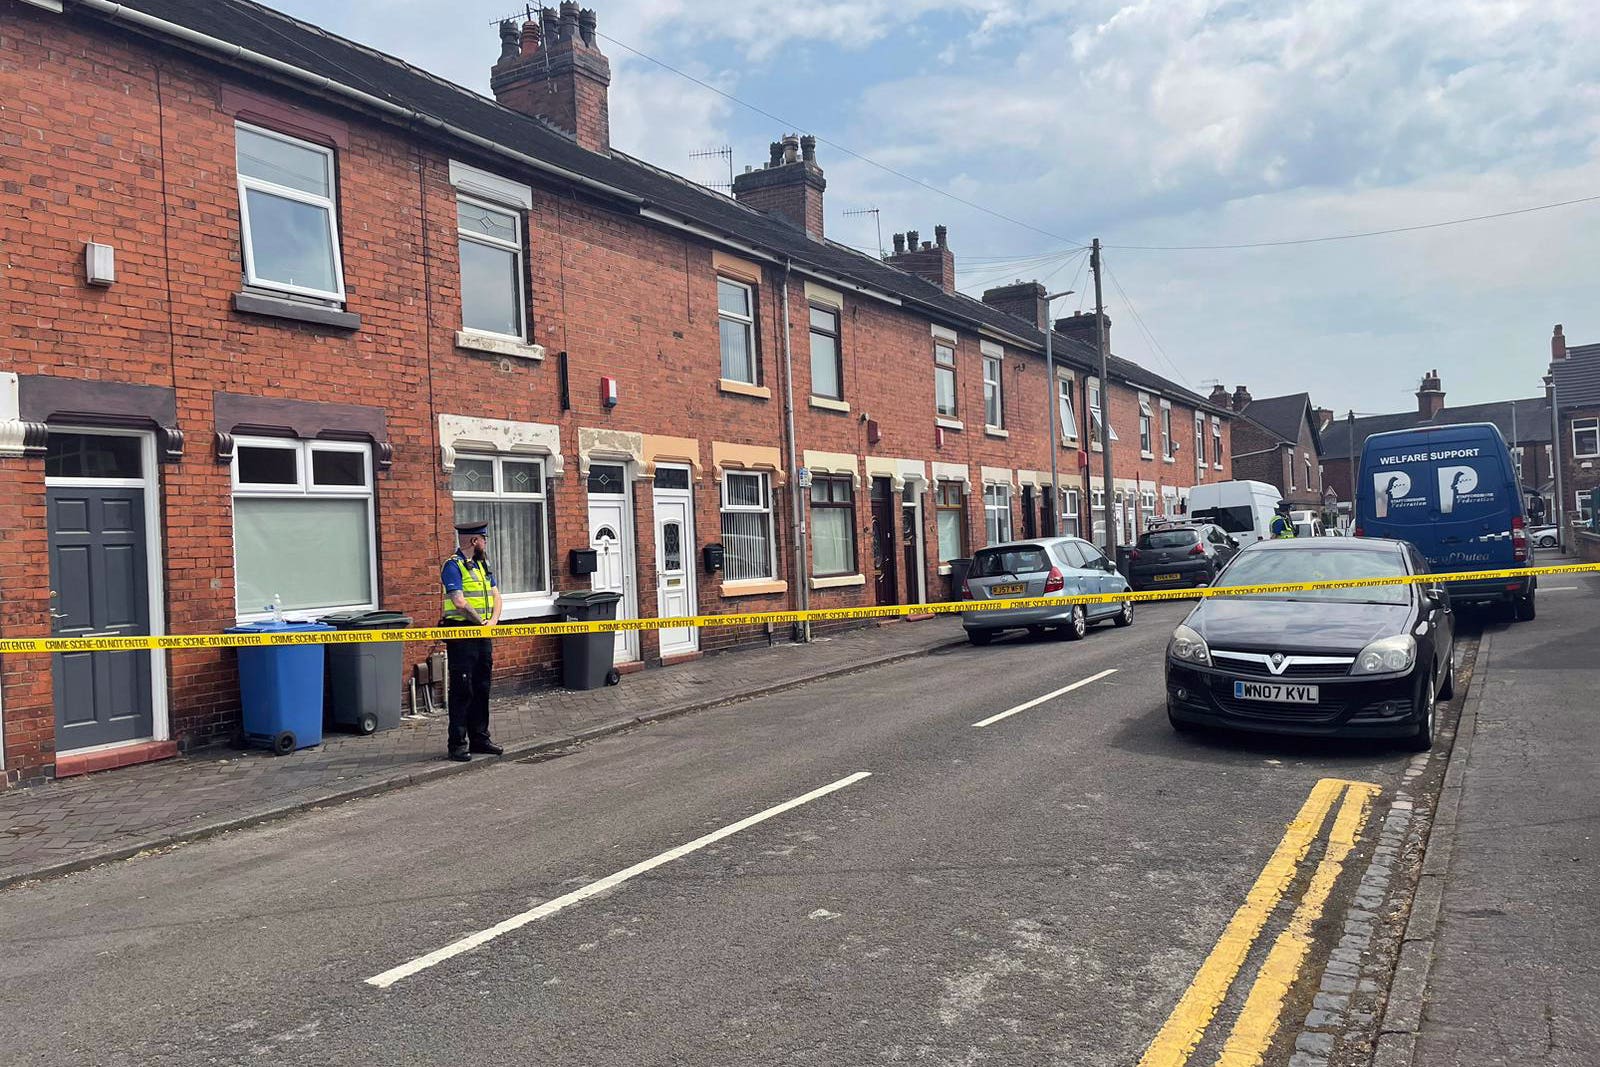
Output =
[{"x1": 268, "y1": 594, "x2": 284, "y2": 625}]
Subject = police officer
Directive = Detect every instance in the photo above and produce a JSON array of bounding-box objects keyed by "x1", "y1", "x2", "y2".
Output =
[
  {"x1": 441, "y1": 521, "x2": 502, "y2": 762},
  {"x1": 1270, "y1": 502, "x2": 1297, "y2": 539}
]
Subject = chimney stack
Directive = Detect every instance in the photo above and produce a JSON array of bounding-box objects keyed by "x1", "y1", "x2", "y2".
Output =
[
  {"x1": 1552, "y1": 323, "x2": 1567, "y2": 362},
  {"x1": 1416, "y1": 368, "x2": 1446, "y2": 419},
  {"x1": 490, "y1": 7, "x2": 612, "y2": 154},
  {"x1": 981, "y1": 280, "x2": 1049, "y2": 331},
  {"x1": 1230, "y1": 385, "x2": 1252, "y2": 412},
  {"x1": 731, "y1": 132, "x2": 827, "y2": 238},
  {"x1": 886, "y1": 224, "x2": 956, "y2": 291},
  {"x1": 1055, "y1": 310, "x2": 1112, "y2": 354},
  {"x1": 1209, "y1": 384, "x2": 1231, "y2": 406},
  {"x1": 1313, "y1": 406, "x2": 1334, "y2": 431}
]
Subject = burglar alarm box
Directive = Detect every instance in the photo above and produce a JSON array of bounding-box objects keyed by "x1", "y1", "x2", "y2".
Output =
[
  {"x1": 569, "y1": 547, "x2": 598, "y2": 576},
  {"x1": 703, "y1": 542, "x2": 725, "y2": 573}
]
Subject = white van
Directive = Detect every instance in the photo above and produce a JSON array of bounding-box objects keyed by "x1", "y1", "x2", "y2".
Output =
[
  {"x1": 1183, "y1": 480, "x2": 1283, "y2": 545},
  {"x1": 1290, "y1": 509, "x2": 1325, "y2": 538}
]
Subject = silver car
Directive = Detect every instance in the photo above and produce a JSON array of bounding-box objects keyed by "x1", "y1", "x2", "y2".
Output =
[{"x1": 961, "y1": 536, "x2": 1134, "y2": 645}]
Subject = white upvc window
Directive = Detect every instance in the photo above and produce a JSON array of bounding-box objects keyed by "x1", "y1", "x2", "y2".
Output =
[
  {"x1": 1194, "y1": 413, "x2": 1206, "y2": 480},
  {"x1": 982, "y1": 351, "x2": 1004, "y2": 429},
  {"x1": 1573, "y1": 417, "x2": 1600, "y2": 458},
  {"x1": 1161, "y1": 400, "x2": 1174, "y2": 461},
  {"x1": 457, "y1": 196, "x2": 527, "y2": 341},
  {"x1": 718, "y1": 278, "x2": 758, "y2": 384},
  {"x1": 235, "y1": 123, "x2": 345, "y2": 301},
  {"x1": 1059, "y1": 488, "x2": 1081, "y2": 538},
  {"x1": 935, "y1": 342, "x2": 958, "y2": 418},
  {"x1": 1138, "y1": 394, "x2": 1153, "y2": 457},
  {"x1": 1513, "y1": 446, "x2": 1525, "y2": 481},
  {"x1": 983, "y1": 484, "x2": 1013, "y2": 544},
  {"x1": 721, "y1": 470, "x2": 775, "y2": 580},
  {"x1": 1304, "y1": 453, "x2": 1314, "y2": 492},
  {"x1": 232, "y1": 437, "x2": 374, "y2": 617},
  {"x1": 1087, "y1": 378, "x2": 1118, "y2": 449},
  {"x1": 1057, "y1": 376, "x2": 1079, "y2": 440},
  {"x1": 1212, "y1": 417, "x2": 1223, "y2": 468},
  {"x1": 450, "y1": 454, "x2": 550, "y2": 607}
]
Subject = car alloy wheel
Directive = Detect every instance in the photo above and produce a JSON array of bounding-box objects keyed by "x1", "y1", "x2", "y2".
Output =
[
  {"x1": 1062, "y1": 605, "x2": 1087, "y2": 641},
  {"x1": 1405, "y1": 664, "x2": 1437, "y2": 751},
  {"x1": 1113, "y1": 600, "x2": 1134, "y2": 628}
]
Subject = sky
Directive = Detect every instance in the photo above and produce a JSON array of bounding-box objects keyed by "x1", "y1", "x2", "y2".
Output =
[{"x1": 272, "y1": 0, "x2": 1600, "y2": 416}]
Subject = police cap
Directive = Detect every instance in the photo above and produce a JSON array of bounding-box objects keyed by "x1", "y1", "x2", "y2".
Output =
[{"x1": 454, "y1": 521, "x2": 489, "y2": 537}]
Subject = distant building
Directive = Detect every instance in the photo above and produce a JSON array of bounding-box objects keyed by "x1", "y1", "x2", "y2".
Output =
[
  {"x1": 1321, "y1": 370, "x2": 1554, "y2": 522},
  {"x1": 1211, "y1": 387, "x2": 1326, "y2": 509},
  {"x1": 1549, "y1": 325, "x2": 1600, "y2": 533}
]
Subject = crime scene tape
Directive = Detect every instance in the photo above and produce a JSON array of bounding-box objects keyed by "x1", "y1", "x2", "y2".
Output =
[{"x1": 2, "y1": 562, "x2": 1594, "y2": 655}]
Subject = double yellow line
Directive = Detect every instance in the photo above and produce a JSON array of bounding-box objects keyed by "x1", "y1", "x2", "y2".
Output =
[{"x1": 1139, "y1": 778, "x2": 1381, "y2": 1067}]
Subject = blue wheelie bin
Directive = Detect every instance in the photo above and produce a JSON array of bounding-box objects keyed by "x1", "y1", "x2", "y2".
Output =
[{"x1": 228, "y1": 620, "x2": 333, "y2": 755}]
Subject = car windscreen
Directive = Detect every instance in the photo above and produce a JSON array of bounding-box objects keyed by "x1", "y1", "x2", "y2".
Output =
[
  {"x1": 971, "y1": 547, "x2": 1051, "y2": 576},
  {"x1": 1190, "y1": 505, "x2": 1254, "y2": 534},
  {"x1": 1212, "y1": 547, "x2": 1411, "y2": 604},
  {"x1": 1138, "y1": 530, "x2": 1199, "y2": 549}
]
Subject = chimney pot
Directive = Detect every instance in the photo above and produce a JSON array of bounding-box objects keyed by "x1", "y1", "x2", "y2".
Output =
[
  {"x1": 934, "y1": 224, "x2": 947, "y2": 248},
  {"x1": 578, "y1": 8, "x2": 598, "y2": 47},
  {"x1": 521, "y1": 18, "x2": 540, "y2": 55},
  {"x1": 892, "y1": 233, "x2": 905, "y2": 254},
  {"x1": 799, "y1": 134, "x2": 816, "y2": 164},
  {"x1": 781, "y1": 134, "x2": 800, "y2": 164},
  {"x1": 498, "y1": 20, "x2": 521, "y2": 62},
  {"x1": 768, "y1": 141, "x2": 783, "y2": 167},
  {"x1": 559, "y1": 1, "x2": 579, "y2": 39},
  {"x1": 492, "y1": 6, "x2": 612, "y2": 153},
  {"x1": 906, "y1": 229, "x2": 920, "y2": 248}
]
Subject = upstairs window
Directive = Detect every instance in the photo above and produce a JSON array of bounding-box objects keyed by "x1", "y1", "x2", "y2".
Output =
[
  {"x1": 1057, "y1": 377, "x2": 1079, "y2": 440},
  {"x1": 718, "y1": 279, "x2": 758, "y2": 384},
  {"x1": 809, "y1": 305, "x2": 842, "y2": 400},
  {"x1": 457, "y1": 198, "x2": 526, "y2": 340},
  {"x1": 935, "y1": 343, "x2": 958, "y2": 418},
  {"x1": 1088, "y1": 379, "x2": 1118, "y2": 447},
  {"x1": 1212, "y1": 418, "x2": 1223, "y2": 467},
  {"x1": 1194, "y1": 413, "x2": 1206, "y2": 480},
  {"x1": 235, "y1": 123, "x2": 344, "y2": 301},
  {"x1": 1573, "y1": 417, "x2": 1599, "y2": 458},
  {"x1": 982, "y1": 351, "x2": 1004, "y2": 428},
  {"x1": 1138, "y1": 395, "x2": 1153, "y2": 456},
  {"x1": 1161, "y1": 404, "x2": 1174, "y2": 459}
]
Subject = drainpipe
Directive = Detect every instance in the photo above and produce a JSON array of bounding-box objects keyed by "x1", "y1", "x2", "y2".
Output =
[{"x1": 779, "y1": 260, "x2": 810, "y2": 641}]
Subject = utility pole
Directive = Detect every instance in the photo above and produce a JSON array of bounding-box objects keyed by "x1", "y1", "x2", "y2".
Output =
[
  {"x1": 1042, "y1": 288, "x2": 1075, "y2": 535},
  {"x1": 1092, "y1": 238, "x2": 1115, "y2": 556},
  {"x1": 1347, "y1": 409, "x2": 1356, "y2": 526}
]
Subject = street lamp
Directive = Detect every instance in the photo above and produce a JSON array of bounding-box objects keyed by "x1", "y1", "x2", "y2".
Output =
[{"x1": 1042, "y1": 290, "x2": 1075, "y2": 533}]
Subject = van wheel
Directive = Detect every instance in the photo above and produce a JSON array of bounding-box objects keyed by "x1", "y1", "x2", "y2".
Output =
[{"x1": 1514, "y1": 589, "x2": 1536, "y2": 621}]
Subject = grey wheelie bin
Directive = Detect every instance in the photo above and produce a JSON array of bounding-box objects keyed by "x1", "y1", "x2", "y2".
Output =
[
  {"x1": 555, "y1": 589, "x2": 622, "y2": 690},
  {"x1": 317, "y1": 609, "x2": 412, "y2": 734}
]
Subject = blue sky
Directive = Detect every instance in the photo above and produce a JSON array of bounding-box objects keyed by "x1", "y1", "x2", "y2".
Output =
[{"x1": 274, "y1": 0, "x2": 1600, "y2": 416}]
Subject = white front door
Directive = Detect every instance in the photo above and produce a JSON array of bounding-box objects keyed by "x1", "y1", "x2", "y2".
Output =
[
  {"x1": 652, "y1": 466, "x2": 698, "y2": 658},
  {"x1": 586, "y1": 463, "x2": 638, "y2": 663}
]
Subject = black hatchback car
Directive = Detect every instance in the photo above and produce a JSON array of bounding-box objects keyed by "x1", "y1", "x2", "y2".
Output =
[
  {"x1": 1128, "y1": 523, "x2": 1239, "y2": 590},
  {"x1": 1165, "y1": 538, "x2": 1455, "y2": 749}
]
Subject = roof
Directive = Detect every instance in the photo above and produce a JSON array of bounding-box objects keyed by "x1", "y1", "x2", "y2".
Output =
[
  {"x1": 1552, "y1": 343, "x2": 1600, "y2": 408},
  {"x1": 86, "y1": 0, "x2": 1231, "y2": 417},
  {"x1": 1238, "y1": 392, "x2": 1320, "y2": 452},
  {"x1": 1321, "y1": 396, "x2": 1552, "y2": 459}
]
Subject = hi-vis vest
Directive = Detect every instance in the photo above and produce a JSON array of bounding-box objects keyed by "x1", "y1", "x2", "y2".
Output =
[
  {"x1": 442, "y1": 554, "x2": 495, "y2": 621},
  {"x1": 1271, "y1": 515, "x2": 1296, "y2": 538}
]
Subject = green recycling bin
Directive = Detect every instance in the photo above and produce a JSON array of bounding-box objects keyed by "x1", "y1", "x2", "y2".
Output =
[
  {"x1": 317, "y1": 609, "x2": 412, "y2": 734},
  {"x1": 555, "y1": 590, "x2": 622, "y2": 690}
]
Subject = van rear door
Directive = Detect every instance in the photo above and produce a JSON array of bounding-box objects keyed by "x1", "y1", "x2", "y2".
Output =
[{"x1": 1363, "y1": 426, "x2": 1517, "y2": 573}]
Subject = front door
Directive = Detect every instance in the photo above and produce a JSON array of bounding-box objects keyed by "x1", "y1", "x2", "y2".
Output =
[
  {"x1": 652, "y1": 466, "x2": 697, "y2": 658},
  {"x1": 47, "y1": 433, "x2": 156, "y2": 752},
  {"x1": 901, "y1": 491, "x2": 926, "y2": 604},
  {"x1": 586, "y1": 463, "x2": 639, "y2": 663},
  {"x1": 870, "y1": 477, "x2": 898, "y2": 604}
]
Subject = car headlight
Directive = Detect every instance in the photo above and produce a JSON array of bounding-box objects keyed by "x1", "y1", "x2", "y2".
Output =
[
  {"x1": 1169, "y1": 623, "x2": 1211, "y2": 666},
  {"x1": 1351, "y1": 634, "x2": 1416, "y2": 675}
]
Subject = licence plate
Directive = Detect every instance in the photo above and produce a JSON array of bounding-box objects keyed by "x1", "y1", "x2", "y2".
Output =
[
  {"x1": 1154, "y1": 573, "x2": 1182, "y2": 582},
  {"x1": 1234, "y1": 680, "x2": 1319, "y2": 704},
  {"x1": 990, "y1": 582, "x2": 1025, "y2": 596}
]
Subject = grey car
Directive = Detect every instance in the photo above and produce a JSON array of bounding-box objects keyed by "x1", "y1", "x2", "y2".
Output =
[{"x1": 961, "y1": 536, "x2": 1134, "y2": 645}]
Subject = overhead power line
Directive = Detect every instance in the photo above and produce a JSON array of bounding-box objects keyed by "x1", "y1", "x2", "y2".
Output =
[{"x1": 594, "y1": 31, "x2": 1092, "y2": 252}]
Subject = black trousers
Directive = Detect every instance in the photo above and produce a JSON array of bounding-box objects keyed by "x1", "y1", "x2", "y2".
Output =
[{"x1": 446, "y1": 635, "x2": 493, "y2": 751}]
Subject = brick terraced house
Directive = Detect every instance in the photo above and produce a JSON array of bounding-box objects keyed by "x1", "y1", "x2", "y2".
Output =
[{"x1": 0, "y1": 0, "x2": 1233, "y2": 784}]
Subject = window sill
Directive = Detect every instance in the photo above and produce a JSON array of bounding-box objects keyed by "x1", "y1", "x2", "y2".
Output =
[
  {"x1": 500, "y1": 594, "x2": 559, "y2": 620},
  {"x1": 233, "y1": 291, "x2": 360, "y2": 330},
  {"x1": 809, "y1": 573, "x2": 865, "y2": 590},
  {"x1": 719, "y1": 578, "x2": 788, "y2": 598},
  {"x1": 984, "y1": 426, "x2": 1009, "y2": 438},
  {"x1": 935, "y1": 417, "x2": 964, "y2": 432},
  {"x1": 719, "y1": 379, "x2": 772, "y2": 400},
  {"x1": 1140, "y1": 451, "x2": 1154, "y2": 460},
  {"x1": 1163, "y1": 457, "x2": 1175, "y2": 464},
  {"x1": 456, "y1": 331, "x2": 545, "y2": 361},
  {"x1": 1213, "y1": 463, "x2": 1224, "y2": 471},
  {"x1": 1060, "y1": 440, "x2": 1079, "y2": 449},
  {"x1": 809, "y1": 396, "x2": 850, "y2": 413}
]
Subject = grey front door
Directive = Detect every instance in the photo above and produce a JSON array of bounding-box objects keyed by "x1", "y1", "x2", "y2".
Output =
[{"x1": 49, "y1": 485, "x2": 155, "y2": 751}]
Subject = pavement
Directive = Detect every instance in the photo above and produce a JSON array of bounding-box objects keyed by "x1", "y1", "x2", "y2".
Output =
[
  {"x1": 1374, "y1": 563, "x2": 1600, "y2": 1066},
  {"x1": 0, "y1": 598, "x2": 1457, "y2": 1066},
  {"x1": 0, "y1": 618, "x2": 965, "y2": 888}
]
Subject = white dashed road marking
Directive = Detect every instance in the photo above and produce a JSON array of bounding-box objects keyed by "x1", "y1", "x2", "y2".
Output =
[{"x1": 971, "y1": 669, "x2": 1118, "y2": 728}]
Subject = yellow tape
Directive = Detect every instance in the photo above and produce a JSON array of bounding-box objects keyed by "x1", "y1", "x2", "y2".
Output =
[{"x1": 3, "y1": 562, "x2": 1592, "y2": 655}]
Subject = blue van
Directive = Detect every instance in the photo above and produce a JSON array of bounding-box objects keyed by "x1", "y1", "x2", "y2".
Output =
[{"x1": 1355, "y1": 422, "x2": 1535, "y2": 619}]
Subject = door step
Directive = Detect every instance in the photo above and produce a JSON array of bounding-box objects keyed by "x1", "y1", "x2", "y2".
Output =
[{"x1": 55, "y1": 739, "x2": 178, "y2": 779}]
